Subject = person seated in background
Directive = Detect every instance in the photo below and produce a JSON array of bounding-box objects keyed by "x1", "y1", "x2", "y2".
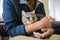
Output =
[{"x1": 2, "y1": 0, "x2": 60, "y2": 39}]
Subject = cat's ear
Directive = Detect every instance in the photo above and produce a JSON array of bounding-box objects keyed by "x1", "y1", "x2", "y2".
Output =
[
  {"x1": 32, "y1": 10, "x2": 35, "y2": 14},
  {"x1": 22, "y1": 10, "x2": 27, "y2": 16}
]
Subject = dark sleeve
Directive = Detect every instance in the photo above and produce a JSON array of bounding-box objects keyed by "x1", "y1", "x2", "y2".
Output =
[
  {"x1": 52, "y1": 21, "x2": 60, "y2": 34},
  {"x1": 2, "y1": 0, "x2": 27, "y2": 37},
  {"x1": 35, "y1": 2, "x2": 46, "y2": 16}
]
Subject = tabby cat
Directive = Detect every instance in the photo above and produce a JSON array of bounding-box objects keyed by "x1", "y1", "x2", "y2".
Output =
[{"x1": 22, "y1": 10, "x2": 44, "y2": 25}]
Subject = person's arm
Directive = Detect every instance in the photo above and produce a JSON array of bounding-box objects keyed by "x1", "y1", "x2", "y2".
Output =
[
  {"x1": 25, "y1": 17, "x2": 51, "y2": 34},
  {"x1": 3, "y1": 0, "x2": 27, "y2": 37}
]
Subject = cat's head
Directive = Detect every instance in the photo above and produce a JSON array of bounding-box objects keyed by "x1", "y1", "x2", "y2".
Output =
[{"x1": 22, "y1": 10, "x2": 38, "y2": 24}]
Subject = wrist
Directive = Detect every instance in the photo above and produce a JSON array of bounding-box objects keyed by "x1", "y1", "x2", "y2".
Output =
[{"x1": 24, "y1": 21, "x2": 42, "y2": 35}]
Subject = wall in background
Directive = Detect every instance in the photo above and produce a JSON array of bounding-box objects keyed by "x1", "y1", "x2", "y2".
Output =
[
  {"x1": 0, "y1": 0, "x2": 3, "y2": 18},
  {"x1": 54, "y1": 0, "x2": 60, "y2": 21},
  {"x1": 48, "y1": 0, "x2": 60, "y2": 21}
]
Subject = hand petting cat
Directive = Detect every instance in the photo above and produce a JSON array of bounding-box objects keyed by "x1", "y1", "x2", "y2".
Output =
[
  {"x1": 33, "y1": 17, "x2": 55, "y2": 39},
  {"x1": 33, "y1": 28, "x2": 55, "y2": 39}
]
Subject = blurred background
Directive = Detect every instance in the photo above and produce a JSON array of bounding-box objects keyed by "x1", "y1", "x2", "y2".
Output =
[
  {"x1": 0, "y1": 0, "x2": 3, "y2": 18},
  {"x1": 0, "y1": 0, "x2": 60, "y2": 21}
]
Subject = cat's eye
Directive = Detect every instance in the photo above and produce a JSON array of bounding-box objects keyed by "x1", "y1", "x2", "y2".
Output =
[
  {"x1": 32, "y1": 17, "x2": 34, "y2": 19},
  {"x1": 27, "y1": 17, "x2": 30, "y2": 19}
]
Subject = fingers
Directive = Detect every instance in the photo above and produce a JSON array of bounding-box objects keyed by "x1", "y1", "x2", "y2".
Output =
[
  {"x1": 33, "y1": 28, "x2": 54, "y2": 39},
  {"x1": 41, "y1": 29, "x2": 50, "y2": 38},
  {"x1": 33, "y1": 32, "x2": 42, "y2": 39},
  {"x1": 41, "y1": 28, "x2": 54, "y2": 38}
]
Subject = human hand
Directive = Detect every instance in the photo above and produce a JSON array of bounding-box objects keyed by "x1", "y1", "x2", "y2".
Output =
[
  {"x1": 33, "y1": 28, "x2": 55, "y2": 39},
  {"x1": 41, "y1": 28, "x2": 55, "y2": 38},
  {"x1": 33, "y1": 32, "x2": 42, "y2": 39}
]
